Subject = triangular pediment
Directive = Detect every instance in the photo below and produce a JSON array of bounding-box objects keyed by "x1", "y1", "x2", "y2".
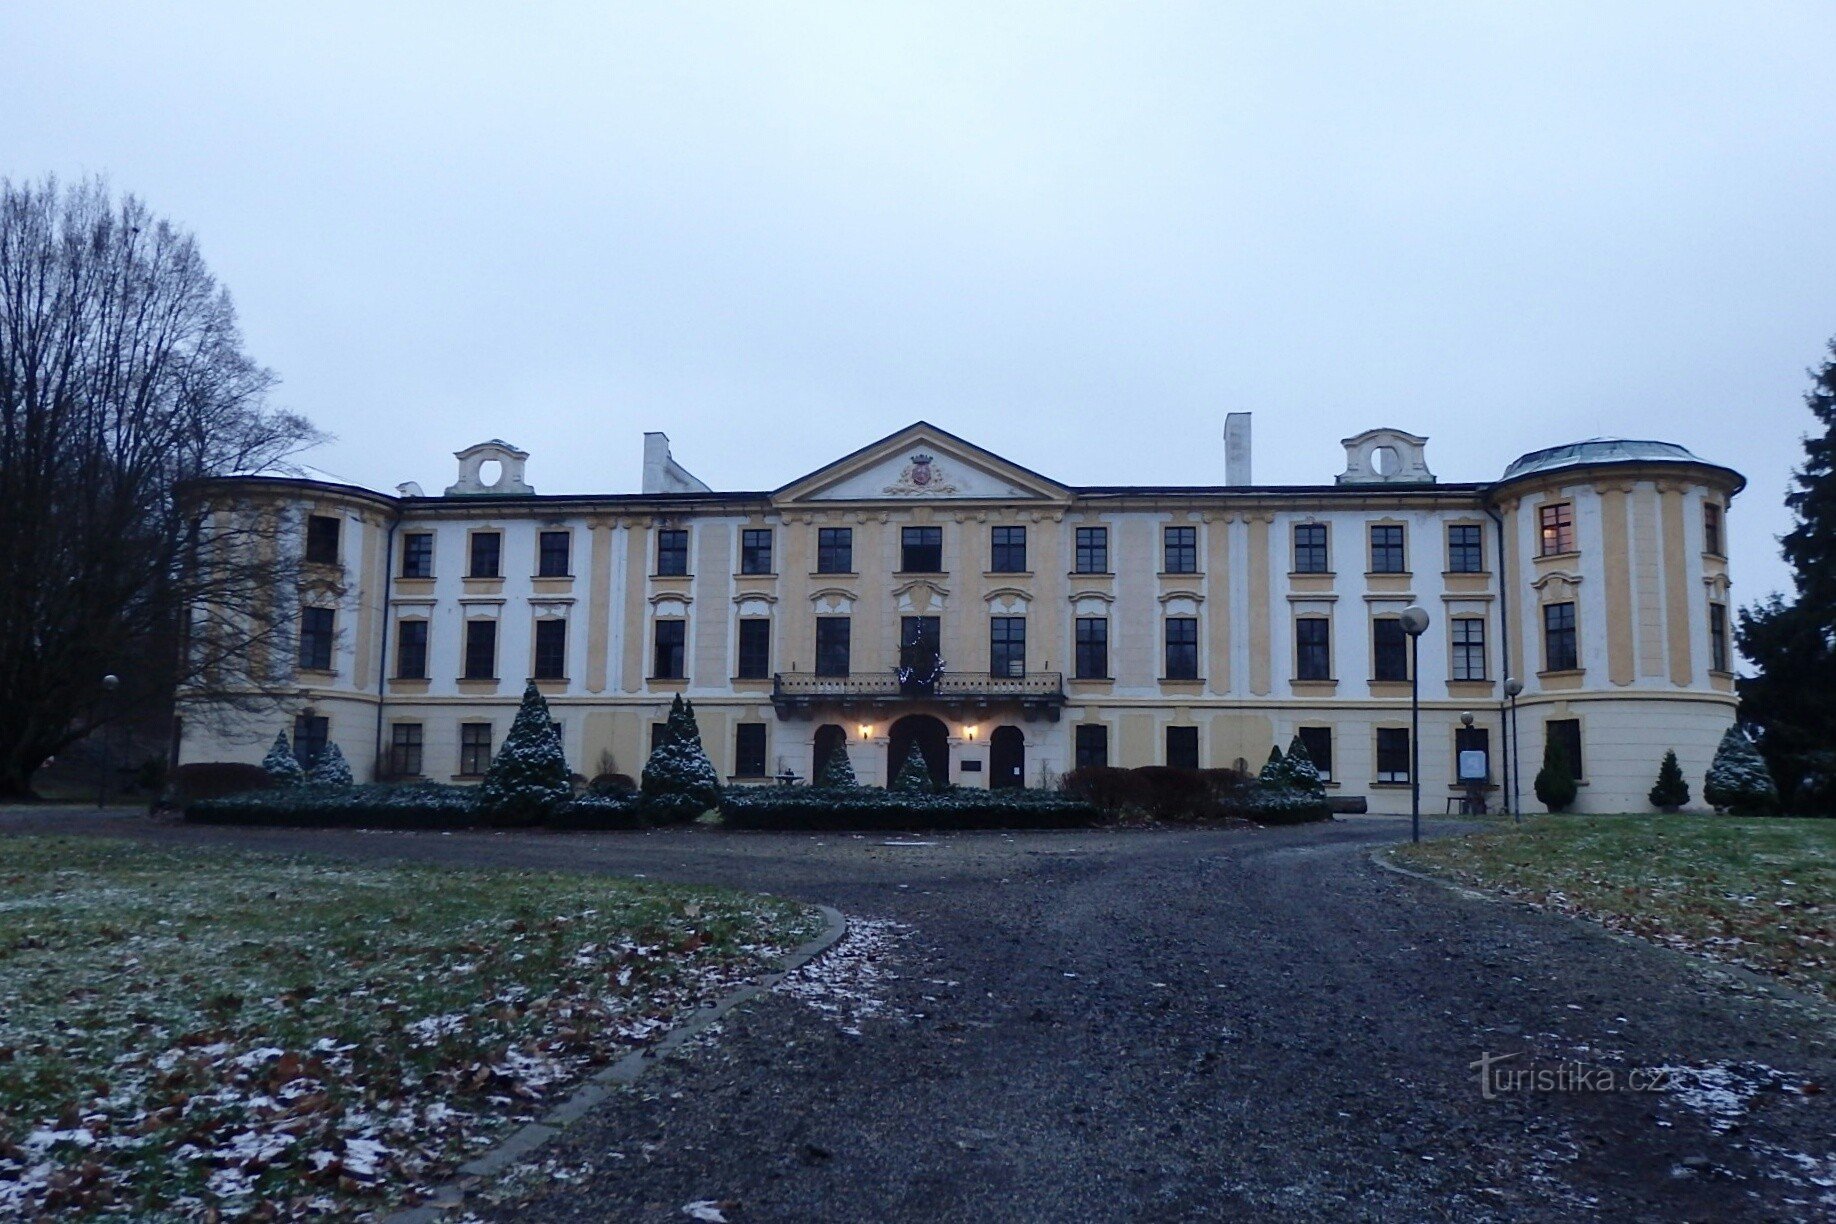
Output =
[{"x1": 773, "y1": 422, "x2": 1070, "y2": 504}]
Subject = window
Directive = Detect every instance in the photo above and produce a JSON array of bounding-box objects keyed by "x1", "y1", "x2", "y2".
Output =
[
  {"x1": 469, "y1": 531, "x2": 502, "y2": 578},
  {"x1": 1709, "y1": 603, "x2": 1729, "y2": 672},
  {"x1": 1539, "y1": 503, "x2": 1574, "y2": 556},
  {"x1": 1455, "y1": 725, "x2": 1490, "y2": 782},
  {"x1": 401, "y1": 532, "x2": 434, "y2": 578},
  {"x1": 815, "y1": 617, "x2": 851, "y2": 676},
  {"x1": 990, "y1": 616, "x2": 1026, "y2": 677},
  {"x1": 900, "y1": 616, "x2": 940, "y2": 668},
  {"x1": 1293, "y1": 523, "x2": 1328, "y2": 574},
  {"x1": 1372, "y1": 618, "x2": 1408, "y2": 681},
  {"x1": 990, "y1": 526, "x2": 1027, "y2": 573},
  {"x1": 1075, "y1": 527, "x2": 1108, "y2": 574},
  {"x1": 1543, "y1": 602, "x2": 1578, "y2": 672},
  {"x1": 306, "y1": 515, "x2": 341, "y2": 565},
  {"x1": 395, "y1": 620, "x2": 428, "y2": 680},
  {"x1": 650, "y1": 722, "x2": 670, "y2": 751},
  {"x1": 901, "y1": 526, "x2": 942, "y2": 572},
  {"x1": 389, "y1": 723, "x2": 424, "y2": 777},
  {"x1": 1452, "y1": 617, "x2": 1487, "y2": 681},
  {"x1": 1075, "y1": 723, "x2": 1108, "y2": 768},
  {"x1": 1074, "y1": 617, "x2": 1108, "y2": 679},
  {"x1": 1163, "y1": 526, "x2": 1197, "y2": 574},
  {"x1": 1164, "y1": 617, "x2": 1199, "y2": 679},
  {"x1": 299, "y1": 606, "x2": 334, "y2": 671},
  {"x1": 817, "y1": 527, "x2": 853, "y2": 574},
  {"x1": 460, "y1": 722, "x2": 493, "y2": 776},
  {"x1": 653, "y1": 620, "x2": 686, "y2": 679},
  {"x1": 1369, "y1": 524, "x2": 1406, "y2": 574},
  {"x1": 1296, "y1": 618, "x2": 1331, "y2": 681},
  {"x1": 741, "y1": 528, "x2": 773, "y2": 575},
  {"x1": 538, "y1": 531, "x2": 571, "y2": 577},
  {"x1": 737, "y1": 618, "x2": 771, "y2": 679},
  {"x1": 533, "y1": 619, "x2": 567, "y2": 680},
  {"x1": 293, "y1": 714, "x2": 328, "y2": 770},
  {"x1": 1545, "y1": 718, "x2": 1583, "y2": 779},
  {"x1": 1166, "y1": 725, "x2": 1199, "y2": 769},
  {"x1": 1297, "y1": 726, "x2": 1333, "y2": 780},
  {"x1": 464, "y1": 620, "x2": 497, "y2": 680},
  {"x1": 1447, "y1": 524, "x2": 1483, "y2": 573},
  {"x1": 656, "y1": 529, "x2": 689, "y2": 576},
  {"x1": 1704, "y1": 503, "x2": 1723, "y2": 555},
  {"x1": 734, "y1": 723, "x2": 767, "y2": 777},
  {"x1": 1376, "y1": 727, "x2": 1411, "y2": 783}
]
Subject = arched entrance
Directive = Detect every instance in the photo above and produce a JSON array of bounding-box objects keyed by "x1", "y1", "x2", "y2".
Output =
[
  {"x1": 887, "y1": 714, "x2": 949, "y2": 788},
  {"x1": 990, "y1": 725, "x2": 1025, "y2": 789},
  {"x1": 812, "y1": 724, "x2": 847, "y2": 782}
]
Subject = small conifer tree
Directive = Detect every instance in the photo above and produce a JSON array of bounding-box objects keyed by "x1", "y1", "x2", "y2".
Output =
[
  {"x1": 308, "y1": 741, "x2": 354, "y2": 785},
  {"x1": 1281, "y1": 734, "x2": 1327, "y2": 800},
  {"x1": 816, "y1": 741, "x2": 859, "y2": 788},
  {"x1": 640, "y1": 693, "x2": 720, "y2": 821},
  {"x1": 1258, "y1": 744, "x2": 1285, "y2": 784},
  {"x1": 1703, "y1": 725, "x2": 1779, "y2": 815},
  {"x1": 891, "y1": 744, "x2": 933, "y2": 793},
  {"x1": 479, "y1": 682, "x2": 571, "y2": 824},
  {"x1": 1534, "y1": 736, "x2": 1578, "y2": 813},
  {"x1": 1648, "y1": 749, "x2": 1690, "y2": 811},
  {"x1": 262, "y1": 731, "x2": 306, "y2": 785}
]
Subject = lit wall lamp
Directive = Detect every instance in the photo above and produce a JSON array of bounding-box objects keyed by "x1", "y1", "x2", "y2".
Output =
[
  {"x1": 964, "y1": 725, "x2": 978, "y2": 741},
  {"x1": 857, "y1": 724, "x2": 873, "y2": 741}
]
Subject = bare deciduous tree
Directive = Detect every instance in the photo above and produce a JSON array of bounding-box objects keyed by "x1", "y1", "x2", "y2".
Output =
[{"x1": 0, "y1": 177, "x2": 327, "y2": 796}]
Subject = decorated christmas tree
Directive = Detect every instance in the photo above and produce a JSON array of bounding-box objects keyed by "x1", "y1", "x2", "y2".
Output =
[
  {"x1": 1703, "y1": 725, "x2": 1778, "y2": 815},
  {"x1": 262, "y1": 732, "x2": 306, "y2": 785},
  {"x1": 1648, "y1": 749, "x2": 1690, "y2": 811},
  {"x1": 891, "y1": 744, "x2": 933, "y2": 793},
  {"x1": 479, "y1": 682, "x2": 571, "y2": 824},
  {"x1": 307, "y1": 741, "x2": 354, "y2": 785},
  {"x1": 816, "y1": 741, "x2": 859, "y2": 788},
  {"x1": 641, "y1": 694, "x2": 721, "y2": 821}
]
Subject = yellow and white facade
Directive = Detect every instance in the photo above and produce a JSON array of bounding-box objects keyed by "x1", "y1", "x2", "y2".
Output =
[{"x1": 177, "y1": 421, "x2": 1744, "y2": 814}]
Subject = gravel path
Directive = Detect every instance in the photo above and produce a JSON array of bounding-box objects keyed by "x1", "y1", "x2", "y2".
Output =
[{"x1": 6, "y1": 810, "x2": 1831, "y2": 1221}]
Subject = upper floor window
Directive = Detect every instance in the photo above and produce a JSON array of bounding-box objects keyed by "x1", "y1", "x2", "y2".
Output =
[
  {"x1": 1074, "y1": 617, "x2": 1109, "y2": 679},
  {"x1": 1704, "y1": 503, "x2": 1723, "y2": 555},
  {"x1": 401, "y1": 532, "x2": 434, "y2": 578},
  {"x1": 395, "y1": 619, "x2": 428, "y2": 680},
  {"x1": 1163, "y1": 526, "x2": 1198, "y2": 574},
  {"x1": 990, "y1": 526, "x2": 1027, "y2": 573},
  {"x1": 533, "y1": 619, "x2": 567, "y2": 680},
  {"x1": 990, "y1": 616, "x2": 1026, "y2": 677},
  {"x1": 741, "y1": 528, "x2": 774, "y2": 575},
  {"x1": 1539, "y1": 503, "x2": 1575, "y2": 556},
  {"x1": 1075, "y1": 526, "x2": 1109, "y2": 574},
  {"x1": 1709, "y1": 603, "x2": 1729, "y2": 672},
  {"x1": 298, "y1": 606, "x2": 335, "y2": 671},
  {"x1": 1293, "y1": 523, "x2": 1329, "y2": 574},
  {"x1": 1543, "y1": 602, "x2": 1578, "y2": 672},
  {"x1": 815, "y1": 616, "x2": 851, "y2": 676},
  {"x1": 900, "y1": 526, "x2": 943, "y2": 573},
  {"x1": 1369, "y1": 525, "x2": 1406, "y2": 574},
  {"x1": 656, "y1": 529, "x2": 689, "y2": 576},
  {"x1": 1372, "y1": 617, "x2": 1408, "y2": 681},
  {"x1": 1452, "y1": 617, "x2": 1486, "y2": 680},
  {"x1": 464, "y1": 619, "x2": 497, "y2": 680},
  {"x1": 1447, "y1": 524, "x2": 1484, "y2": 573},
  {"x1": 652, "y1": 619, "x2": 686, "y2": 679},
  {"x1": 737, "y1": 618, "x2": 771, "y2": 679},
  {"x1": 305, "y1": 515, "x2": 341, "y2": 565},
  {"x1": 816, "y1": 527, "x2": 853, "y2": 574},
  {"x1": 469, "y1": 531, "x2": 502, "y2": 579},
  {"x1": 538, "y1": 530, "x2": 571, "y2": 577},
  {"x1": 1164, "y1": 617, "x2": 1199, "y2": 680},
  {"x1": 1295, "y1": 618, "x2": 1331, "y2": 681}
]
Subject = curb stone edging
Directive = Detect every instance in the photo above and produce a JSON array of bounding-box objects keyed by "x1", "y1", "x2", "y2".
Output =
[
  {"x1": 1367, "y1": 847, "x2": 1836, "y2": 1025},
  {"x1": 386, "y1": 903, "x2": 848, "y2": 1222}
]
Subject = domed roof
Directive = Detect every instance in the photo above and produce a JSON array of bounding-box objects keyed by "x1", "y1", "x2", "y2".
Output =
[{"x1": 1501, "y1": 438, "x2": 1709, "y2": 483}]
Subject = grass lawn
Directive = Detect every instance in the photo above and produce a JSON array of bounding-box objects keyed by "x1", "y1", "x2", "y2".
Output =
[
  {"x1": 1393, "y1": 815, "x2": 1835, "y2": 1003},
  {"x1": 0, "y1": 836, "x2": 822, "y2": 1219}
]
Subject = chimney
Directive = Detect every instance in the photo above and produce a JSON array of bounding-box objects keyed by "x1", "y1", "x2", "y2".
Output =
[
  {"x1": 1224, "y1": 413, "x2": 1252, "y2": 486},
  {"x1": 642, "y1": 432, "x2": 712, "y2": 495}
]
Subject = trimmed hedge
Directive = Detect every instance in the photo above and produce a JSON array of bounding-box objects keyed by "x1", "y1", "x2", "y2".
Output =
[
  {"x1": 546, "y1": 791, "x2": 648, "y2": 830},
  {"x1": 1059, "y1": 765, "x2": 1326, "y2": 825},
  {"x1": 721, "y1": 785, "x2": 1099, "y2": 831},
  {"x1": 187, "y1": 783, "x2": 485, "y2": 829}
]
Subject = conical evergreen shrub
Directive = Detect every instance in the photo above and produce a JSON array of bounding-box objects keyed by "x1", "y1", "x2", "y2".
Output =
[
  {"x1": 891, "y1": 744, "x2": 933, "y2": 793},
  {"x1": 1648, "y1": 749, "x2": 1690, "y2": 811},
  {"x1": 641, "y1": 693, "x2": 720, "y2": 822},
  {"x1": 479, "y1": 682, "x2": 571, "y2": 825},
  {"x1": 816, "y1": 741, "x2": 859, "y2": 788},
  {"x1": 1535, "y1": 737, "x2": 1578, "y2": 813},
  {"x1": 262, "y1": 731, "x2": 305, "y2": 785},
  {"x1": 1258, "y1": 744, "x2": 1285, "y2": 784},
  {"x1": 308, "y1": 741, "x2": 354, "y2": 786},
  {"x1": 1281, "y1": 734, "x2": 1327, "y2": 800},
  {"x1": 1703, "y1": 725, "x2": 1778, "y2": 815}
]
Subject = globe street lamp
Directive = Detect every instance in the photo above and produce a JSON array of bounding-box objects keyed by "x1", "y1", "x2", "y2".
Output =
[
  {"x1": 1398, "y1": 606, "x2": 1431, "y2": 844},
  {"x1": 98, "y1": 674, "x2": 120, "y2": 809},
  {"x1": 1503, "y1": 677, "x2": 1525, "y2": 822}
]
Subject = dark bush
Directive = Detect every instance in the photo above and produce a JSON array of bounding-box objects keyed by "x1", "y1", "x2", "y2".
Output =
[
  {"x1": 589, "y1": 772, "x2": 638, "y2": 795},
  {"x1": 168, "y1": 762, "x2": 275, "y2": 807},
  {"x1": 721, "y1": 786, "x2": 1098, "y2": 831},
  {"x1": 187, "y1": 782, "x2": 483, "y2": 828},
  {"x1": 1227, "y1": 783, "x2": 1332, "y2": 825},
  {"x1": 547, "y1": 791, "x2": 648, "y2": 830},
  {"x1": 1061, "y1": 766, "x2": 1147, "y2": 816},
  {"x1": 1130, "y1": 767, "x2": 1213, "y2": 822}
]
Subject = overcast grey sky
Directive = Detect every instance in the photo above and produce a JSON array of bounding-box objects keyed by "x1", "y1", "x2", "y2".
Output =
[{"x1": 6, "y1": 2, "x2": 1832, "y2": 613}]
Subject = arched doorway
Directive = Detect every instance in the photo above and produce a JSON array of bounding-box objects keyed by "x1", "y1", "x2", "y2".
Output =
[
  {"x1": 887, "y1": 714, "x2": 949, "y2": 788},
  {"x1": 812, "y1": 724, "x2": 847, "y2": 783},
  {"x1": 990, "y1": 725, "x2": 1024, "y2": 789}
]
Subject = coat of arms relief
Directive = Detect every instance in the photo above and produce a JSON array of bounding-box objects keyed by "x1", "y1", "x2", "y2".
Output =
[{"x1": 884, "y1": 452, "x2": 960, "y2": 495}]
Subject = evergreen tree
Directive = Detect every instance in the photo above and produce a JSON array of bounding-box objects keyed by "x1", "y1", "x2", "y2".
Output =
[
  {"x1": 816, "y1": 741, "x2": 859, "y2": 788},
  {"x1": 640, "y1": 694, "x2": 720, "y2": 821},
  {"x1": 1648, "y1": 749, "x2": 1690, "y2": 811},
  {"x1": 1703, "y1": 724, "x2": 1779, "y2": 815},
  {"x1": 261, "y1": 731, "x2": 305, "y2": 785},
  {"x1": 479, "y1": 682, "x2": 571, "y2": 824},
  {"x1": 891, "y1": 744, "x2": 933, "y2": 793},
  {"x1": 308, "y1": 741, "x2": 354, "y2": 786},
  {"x1": 1282, "y1": 734, "x2": 1328, "y2": 800},
  {"x1": 1534, "y1": 736, "x2": 1578, "y2": 813},
  {"x1": 1258, "y1": 744, "x2": 1285, "y2": 784},
  {"x1": 1738, "y1": 337, "x2": 1836, "y2": 811}
]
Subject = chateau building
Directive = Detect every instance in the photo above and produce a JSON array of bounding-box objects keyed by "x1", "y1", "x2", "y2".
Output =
[{"x1": 178, "y1": 419, "x2": 1744, "y2": 813}]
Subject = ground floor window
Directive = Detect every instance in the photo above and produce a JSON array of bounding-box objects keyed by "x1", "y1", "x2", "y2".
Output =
[
  {"x1": 460, "y1": 722, "x2": 493, "y2": 776},
  {"x1": 1297, "y1": 726, "x2": 1332, "y2": 780},
  {"x1": 1166, "y1": 725, "x2": 1199, "y2": 769},
  {"x1": 389, "y1": 723, "x2": 424, "y2": 776},
  {"x1": 735, "y1": 723, "x2": 767, "y2": 777},
  {"x1": 1376, "y1": 727, "x2": 1410, "y2": 783},
  {"x1": 1455, "y1": 725, "x2": 1490, "y2": 782},
  {"x1": 293, "y1": 714, "x2": 328, "y2": 769},
  {"x1": 1544, "y1": 718, "x2": 1584, "y2": 780},
  {"x1": 1075, "y1": 723, "x2": 1108, "y2": 768}
]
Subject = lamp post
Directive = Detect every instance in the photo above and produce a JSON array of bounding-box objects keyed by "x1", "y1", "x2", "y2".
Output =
[
  {"x1": 1399, "y1": 606, "x2": 1431, "y2": 844},
  {"x1": 1503, "y1": 677, "x2": 1524, "y2": 822},
  {"x1": 98, "y1": 674, "x2": 120, "y2": 809}
]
